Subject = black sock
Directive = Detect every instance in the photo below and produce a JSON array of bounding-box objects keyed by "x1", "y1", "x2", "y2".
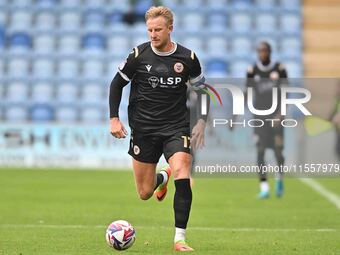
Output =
[
  {"x1": 154, "y1": 173, "x2": 164, "y2": 191},
  {"x1": 174, "y1": 179, "x2": 192, "y2": 229},
  {"x1": 257, "y1": 148, "x2": 266, "y2": 181}
]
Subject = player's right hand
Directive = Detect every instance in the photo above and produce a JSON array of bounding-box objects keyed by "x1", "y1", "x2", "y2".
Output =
[{"x1": 110, "y1": 118, "x2": 128, "y2": 139}]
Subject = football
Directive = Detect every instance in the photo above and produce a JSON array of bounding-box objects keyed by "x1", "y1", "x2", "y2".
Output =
[{"x1": 105, "y1": 220, "x2": 136, "y2": 251}]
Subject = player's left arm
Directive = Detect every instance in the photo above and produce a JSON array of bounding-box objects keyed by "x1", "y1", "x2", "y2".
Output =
[{"x1": 188, "y1": 52, "x2": 210, "y2": 150}]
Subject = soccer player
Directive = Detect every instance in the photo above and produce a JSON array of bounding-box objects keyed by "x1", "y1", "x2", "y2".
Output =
[
  {"x1": 246, "y1": 41, "x2": 288, "y2": 199},
  {"x1": 109, "y1": 6, "x2": 208, "y2": 251}
]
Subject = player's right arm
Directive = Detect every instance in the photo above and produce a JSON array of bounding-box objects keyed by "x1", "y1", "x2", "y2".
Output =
[{"x1": 109, "y1": 47, "x2": 139, "y2": 138}]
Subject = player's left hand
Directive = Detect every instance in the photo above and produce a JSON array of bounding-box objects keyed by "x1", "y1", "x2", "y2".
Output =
[{"x1": 191, "y1": 119, "x2": 206, "y2": 150}]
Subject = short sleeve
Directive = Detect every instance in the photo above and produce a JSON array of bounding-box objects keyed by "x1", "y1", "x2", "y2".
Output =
[
  {"x1": 188, "y1": 51, "x2": 205, "y2": 89},
  {"x1": 118, "y1": 47, "x2": 139, "y2": 82}
]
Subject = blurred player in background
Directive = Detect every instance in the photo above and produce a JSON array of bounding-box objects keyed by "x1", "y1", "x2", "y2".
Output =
[
  {"x1": 109, "y1": 6, "x2": 208, "y2": 251},
  {"x1": 246, "y1": 41, "x2": 288, "y2": 199},
  {"x1": 329, "y1": 82, "x2": 340, "y2": 160}
]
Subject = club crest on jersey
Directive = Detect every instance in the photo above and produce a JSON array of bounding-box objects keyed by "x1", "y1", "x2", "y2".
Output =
[
  {"x1": 270, "y1": 71, "x2": 279, "y2": 81},
  {"x1": 174, "y1": 62, "x2": 184, "y2": 73},
  {"x1": 133, "y1": 145, "x2": 140, "y2": 155},
  {"x1": 145, "y1": 64, "x2": 152, "y2": 72},
  {"x1": 148, "y1": 76, "x2": 159, "y2": 88}
]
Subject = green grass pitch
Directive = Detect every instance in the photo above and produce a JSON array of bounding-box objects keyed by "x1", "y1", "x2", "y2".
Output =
[{"x1": 0, "y1": 169, "x2": 339, "y2": 255}]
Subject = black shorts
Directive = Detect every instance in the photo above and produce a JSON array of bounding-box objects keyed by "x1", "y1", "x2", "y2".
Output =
[
  {"x1": 128, "y1": 130, "x2": 191, "y2": 164},
  {"x1": 254, "y1": 122, "x2": 284, "y2": 149}
]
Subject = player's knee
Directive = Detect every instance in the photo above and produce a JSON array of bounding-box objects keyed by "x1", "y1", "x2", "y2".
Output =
[{"x1": 137, "y1": 188, "x2": 153, "y2": 200}]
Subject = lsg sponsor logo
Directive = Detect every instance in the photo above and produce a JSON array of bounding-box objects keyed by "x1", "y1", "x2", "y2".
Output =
[{"x1": 200, "y1": 85, "x2": 311, "y2": 128}]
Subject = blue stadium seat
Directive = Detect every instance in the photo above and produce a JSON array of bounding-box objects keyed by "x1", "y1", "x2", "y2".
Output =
[
  {"x1": 232, "y1": 37, "x2": 252, "y2": 57},
  {"x1": 82, "y1": 33, "x2": 106, "y2": 49},
  {"x1": 108, "y1": 35, "x2": 130, "y2": 57},
  {"x1": 81, "y1": 83, "x2": 104, "y2": 104},
  {"x1": 58, "y1": 34, "x2": 80, "y2": 55},
  {"x1": 230, "y1": 12, "x2": 252, "y2": 33},
  {"x1": 11, "y1": 0, "x2": 32, "y2": 8},
  {"x1": 60, "y1": 0, "x2": 81, "y2": 8},
  {"x1": 5, "y1": 104, "x2": 28, "y2": 122},
  {"x1": 284, "y1": 60, "x2": 303, "y2": 78},
  {"x1": 256, "y1": 0, "x2": 276, "y2": 10},
  {"x1": 0, "y1": 27, "x2": 5, "y2": 50},
  {"x1": 80, "y1": 105, "x2": 105, "y2": 123},
  {"x1": 55, "y1": 104, "x2": 78, "y2": 122},
  {"x1": 206, "y1": 0, "x2": 229, "y2": 11},
  {"x1": 231, "y1": 0, "x2": 253, "y2": 10},
  {"x1": 59, "y1": 11, "x2": 81, "y2": 32},
  {"x1": 207, "y1": 36, "x2": 228, "y2": 58},
  {"x1": 9, "y1": 32, "x2": 31, "y2": 49},
  {"x1": 182, "y1": 13, "x2": 205, "y2": 32},
  {"x1": 33, "y1": 33, "x2": 55, "y2": 54},
  {"x1": 58, "y1": 58, "x2": 79, "y2": 79},
  {"x1": 84, "y1": 9, "x2": 105, "y2": 30},
  {"x1": 182, "y1": 0, "x2": 204, "y2": 8},
  {"x1": 31, "y1": 82, "x2": 54, "y2": 103},
  {"x1": 280, "y1": 13, "x2": 301, "y2": 34},
  {"x1": 84, "y1": 0, "x2": 106, "y2": 8},
  {"x1": 207, "y1": 12, "x2": 228, "y2": 33},
  {"x1": 83, "y1": 59, "x2": 104, "y2": 80},
  {"x1": 281, "y1": 37, "x2": 302, "y2": 58},
  {"x1": 0, "y1": 58, "x2": 4, "y2": 77},
  {"x1": 135, "y1": 0, "x2": 153, "y2": 18},
  {"x1": 183, "y1": 36, "x2": 204, "y2": 56},
  {"x1": 108, "y1": 11, "x2": 124, "y2": 26},
  {"x1": 206, "y1": 58, "x2": 228, "y2": 74},
  {"x1": 256, "y1": 13, "x2": 277, "y2": 33},
  {"x1": 36, "y1": 0, "x2": 58, "y2": 9},
  {"x1": 7, "y1": 57, "x2": 30, "y2": 78},
  {"x1": 280, "y1": 0, "x2": 301, "y2": 11},
  {"x1": 10, "y1": 10, "x2": 32, "y2": 30},
  {"x1": 35, "y1": 11, "x2": 56, "y2": 31},
  {"x1": 32, "y1": 58, "x2": 55, "y2": 79},
  {"x1": 108, "y1": 0, "x2": 130, "y2": 12},
  {"x1": 30, "y1": 104, "x2": 54, "y2": 122},
  {"x1": 231, "y1": 60, "x2": 251, "y2": 77},
  {"x1": 6, "y1": 81, "x2": 29, "y2": 103},
  {"x1": 56, "y1": 82, "x2": 79, "y2": 103}
]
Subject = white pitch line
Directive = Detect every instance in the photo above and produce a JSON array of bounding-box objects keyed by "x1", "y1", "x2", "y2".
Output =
[
  {"x1": 300, "y1": 178, "x2": 340, "y2": 210},
  {"x1": 0, "y1": 224, "x2": 337, "y2": 232}
]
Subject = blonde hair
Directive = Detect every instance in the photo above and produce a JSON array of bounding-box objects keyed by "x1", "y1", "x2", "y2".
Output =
[{"x1": 145, "y1": 6, "x2": 174, "y2": 25}]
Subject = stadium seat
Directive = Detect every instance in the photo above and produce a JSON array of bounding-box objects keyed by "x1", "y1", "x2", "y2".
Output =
[
  {"x1": 4, "y1": 104, "x2": 28, "y2": 122},
  {"x1": 0, "y1": 58, "x2": 4, "y2": 77},
  {"x1": 206, "y1": 58, "x2": 229, "y2": 74},
  {"x1": 84, "y1": 0, "x2": 106, "y2": 8},
  {"x1": 8, "y1": 32, "x2": 31, "y2": 53},
  {"x1": 183, "y1": 36, "x2": 204, "y2": 57},
  {"x1": 36, "y1": 0, "x2": 58, "y2": 9},
  {"x1": 206, "y1": 0, "x2": 228, "y2": 11},
  {"x1": 55, "y1": 104, "x2": 78, "y2": 122},
  {"x1": 230, "y1": 12, "x2": 252, "y2": 33},
  {"x1": 33, "y1": 33, "x2": 55, "y2": 54},
  {"x1": 206, "y1": 36, "x2": 228, "y2": 58},
  {"x1": 182, "y1": 13, "x2": 205, "y2": 32},
  {"x1": 135, "y1": 0, "x2": 153, "y2": 18},
  {"x1": 58, "y1": 34, "x2": 80, "y2": 55},
  {"x1": 181, "y1": 0, "x2": 204, "y2": 8},
  {"x1": 231, "y1": 0, "x2": 253, "y2": 10},
  {"x1": 56, "y1": 82, "x2": 79, "y2": 103},
  {"x1": 232, "y1": 37, "x2": 252, "y2": 57},
  {"x1": 30, "y1": 104, "x2": 54, "y2": 122},
  {"x1": 80, "y1": 105, "x2": 105, "y2": 123},
  {"x1": 207, "y1": 12, "x2": 228, "y2": 33},
  {"x1": 280, "y1": 13, "x2": 301, "y2": 34},
  {"x1": 10, "y1": 10, "x2": 32, "y2": 30},
  {"x1": 11, "y1": 0, "x2": 32, "y2": 8},
  {"x1": 284, "y1": 60, "x2": 303, "y2": 78},
  {"x1": 35, "y1": 11, "x2": 56, "y2": 31},
  {"x1": 6, "y1": 81, "x2": 29, "y2": 103},
  {"x1": 59, "y1": 11, "x2": 81, "y2": 32},
  {"x1": 107, "y1": 35, "x2": 130, "y2": 57},
  {"x1": 84, "y1": 8, "x2": 106, "y2": 31},
  {"x1": 82, "y1": 59, "x2": 104, "y2": 80},
  {"x1": 231, "y1": 60, "x2": 251, "y2": 77},
  {"x1": 108, "y1": 11, "x2": 124, "y2": 26},
  {"x1": 107, "y1": 0, "x2": 130, "y2": 12},
  {"x1": 7, "y1": 57, "x2": 30, "y2": 78},
  {"x1": 256, "y1": 13, "x2": 277, "y2": 33},
  {"x1": 31, "y1": 81, "x2": 54, "y2": 103},
  {"x1": 81, "y1": 83, "x2": 104, "y2": 104},
  {"x1": 256, "y1": 0, "x2": 276, "y2": 10},
  {"x1": 82, "y1": 33, "x2": 106, "y2": 49},
  {"x1": 60, "y1": 0, "x2": 81, "y2": 8},
  {"x1": 57, "y1": 58, "x2": 79, "y2": 79},
  {"x1": 281, "y1": 37, "x2": 302, "y2": 58},
  {"x1": 279, "y1": 0, "x2": 301, "y2": 11},
  {"x1": 32, "y1": 58, "x2": 55, "y2": 79}
]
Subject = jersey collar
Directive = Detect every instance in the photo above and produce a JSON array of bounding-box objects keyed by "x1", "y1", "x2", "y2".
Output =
[
  {"x1": 256, "y1": 60, "x2": 275, "y2": 72},
  {"x1": 151, "y1": 42, "x2": 177, "y2": 56}
]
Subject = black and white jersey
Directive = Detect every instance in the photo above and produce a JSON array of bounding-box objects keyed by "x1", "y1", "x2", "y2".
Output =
[
  {"x1": 246, "y1": 61, "x2": 288, "y2": 116},
  {"x1": 118, "y1": 42, "x2": 204, "y2": 136}
]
